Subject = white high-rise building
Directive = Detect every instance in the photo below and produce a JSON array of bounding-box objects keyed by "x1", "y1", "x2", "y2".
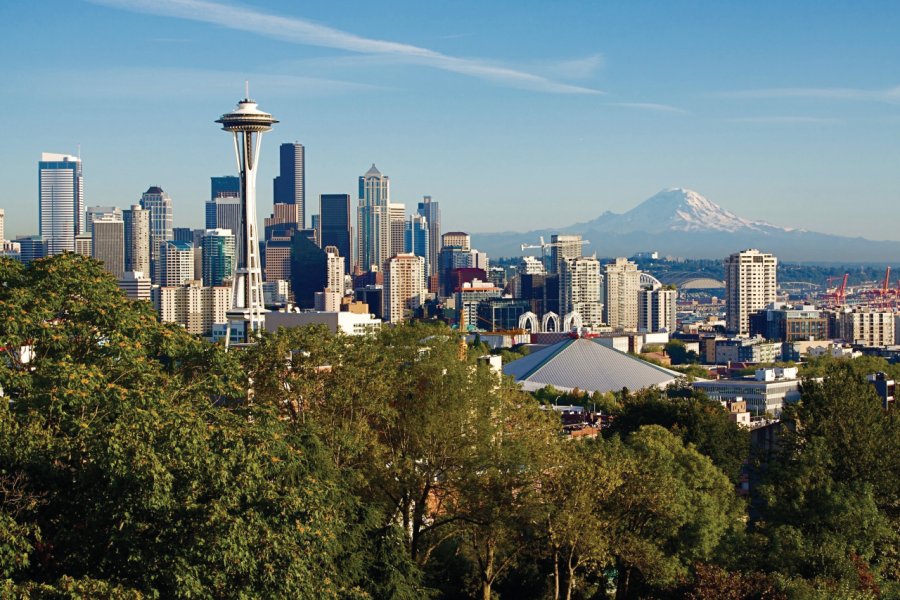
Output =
[
  {"x1": 560, "y1": 256, "x2": 603, "y2": 331},
  {"x1": 357, "y1": 164, "x2": 391, "y2": 273},
  {"x1": 154, "y1": 281, "x2": 231, "y2": 336},
  {"x1": 383, "y1": 253, "x2": 426, "y2": 323},
  {"x1": 638, "y1": 287, "x2": 677, "y2": 333},
  {"x1": 725, "y1": 249, "x2": 777, "y2": 335},
  {"x1": 39, "y1": 153, "x2": 84, "y2": 255},
  {"x1": 74, "y1": 235, "x2": 92, "y2": 257},
  {"x1": 325, "y1": 245, "x2": 345, "y2": 293},
  {"x1": 123, "y1": 204, "x2": 151, "y2": 275},
  {"x1": 159, "y1": 240, "x2": 195, "y2": 287},
  {"x1": 603, "y1": 257, "x2": 641, "y2": 331},
  {"x1": 91, "y1": 215, "x2": 125, "y2": 278}
]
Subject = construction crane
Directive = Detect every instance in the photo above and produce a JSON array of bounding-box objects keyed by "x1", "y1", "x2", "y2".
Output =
[{"x1": 520, "y1": 236, "x2": 591, "y2": 271}]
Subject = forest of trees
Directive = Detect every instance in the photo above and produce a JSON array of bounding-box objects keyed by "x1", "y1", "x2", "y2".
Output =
[{"x1": 0, "y1": 254, "x2": 897, "y2": 599}]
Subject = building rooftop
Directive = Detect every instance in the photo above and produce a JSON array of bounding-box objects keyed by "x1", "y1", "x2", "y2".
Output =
[{"x1": 503, "y1": 337, "x2": 683, "y2": 394}]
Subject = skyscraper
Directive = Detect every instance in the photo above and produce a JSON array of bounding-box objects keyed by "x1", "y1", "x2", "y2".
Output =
[
  {"x1": 357, "y1": 164, "x2": 390, "y2": 273},
  {"x1": 122, "y1": 204, "x2": 150, "y2": 274},
  {"x1": 405, "y1": 214, "x2": 430, "y2": 276},
  {"x1": 139, "y1": 186, "x2": 173, "y2": 282},
  {"x1": 38, "y1": 153, "x2": 83, "y2": 255},
  {"x1": 216, "y1": 94, "x2": 277, "y2": 343},
  {"x1": 603, "y1": 257, "x2": 641, "y2": 331},
  {"x1": 15, "y1": 236, "x2": 48, "y2": 264},
  {"x1": 290, "y1": 232, "x2": 327, "y2": 309},
  {"x1": 85, "y1": 206, "x2": 122, "y2": 238},
  {"x1": 417, "y1": 196, "x2": 440, "y2": 282},
  {"x1": 201, "y1": 229, "x2": 236, "y2": 287},
  {"x1": 208, "y1": 195, "x2": 242, "y2": 253},
  {"x1": 91, "y1": 215, "x2": 125, "y2": 279},
  {"x1": 325, "y1": 245, "x2": 345, "y2": 293},
  {"x1": 725, "y1": 249, "x2": 777, "y2": 335},
  {"x1": 273, "y1": 142, "x2": 305, "y2": 226},
  {"x1": 320, "y1": 193, "x2": 351, "y2": 274},
  {"x1": 210, "y1": 176, "x2": 240, "y2": 200},
  {"x1": 550, "y1": 234, "x2": 583, "y2": 275}
]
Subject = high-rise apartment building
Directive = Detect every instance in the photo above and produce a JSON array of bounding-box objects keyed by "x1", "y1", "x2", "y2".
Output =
[
  {"x1": 638, "y1": 287, "x2": 677, "y2": 333},
  {"x1": 325, "y1": 245, "x2": 345, "y2": 293},
  {"x1": 201, "y1": 229, "x2": 236, "y2": 287},
  {"x1": 405, "y1": 214, "x2": 430, "y2": 277},
  {"x1": 603, "y1": 257, "x2": 641, "y2": 331},
  {"x1": 154, "y1": 281, "x2": 231, "y2": 336},
  {"x1": 560, "y1": 256, "x2": 603, "y2": 330},
  {"x1": 123, "y1": 204, "x2": 150, "y2": 275},
  {"x1": 39, "y1": 153, "x2": 83, "y2": 255},
  {"x1": 273, "y1": 142, "x2": 305, "y2": 226},
  {"x1": 91, "y1": 215, "x2": 125, "y2": 278},
  {"x1": 357, "y1": 164, "x2": 391, "y2": 273},
  {"x1": 139, "y1": 186, "x2": 174, "y2": 282},
  {"x1": 320, "y1": 193, "x2": 352, "y2": 274},
  {"x1": 550, "y1": 234, "x2": 583, "y2": 275},
  {"x1": 383, "y1": 253, "x2": 426, "y2": 323},
  {"x1": 838, "y1": 309, "x2": 895, "y2": 347},
  {"x1": 725, "y1": 249, "x2": 777, "y2": 335},
  {"x1": 417, "y1": 196, "x2": 441, "y2": 281},
  {"x1": 159, "y1": 240, "x2": 194, "y2": 287}
]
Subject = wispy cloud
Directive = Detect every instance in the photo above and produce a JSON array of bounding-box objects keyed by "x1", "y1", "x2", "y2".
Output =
[
  {"x1": 610, "y1": 102, "x2": 687, "y2": 114},
  {"x1": 538, "y1": 53, "x2": 605, "y2": 80},
  {"x1": 731, "y1": 116, "x2": 840, "y2": 124},
  {"x1": 720, "y1": 86, "x2": 900, "y2": 103},
  {"x1": 16, "y1": 67, "x2": 380, "y2": 99},
  {"x1": 89, "y1": 0, "x2": 602, "y2": 95}
]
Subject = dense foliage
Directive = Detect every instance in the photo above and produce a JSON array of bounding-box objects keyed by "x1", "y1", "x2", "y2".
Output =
[{"x1": 0, "y1": 254, "x2": 897, "y2": 599}]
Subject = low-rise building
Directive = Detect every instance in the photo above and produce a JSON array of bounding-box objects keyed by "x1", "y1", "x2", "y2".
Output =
[
  {"x1": 265, "y1": 309, "x2": 382, "y2": 336},
  {"x1": 714, "y1": 336, "x2": 781, "y2": 364},
  {"x1": 693, "y1": 367, "x2": 803, "y2": 417}
]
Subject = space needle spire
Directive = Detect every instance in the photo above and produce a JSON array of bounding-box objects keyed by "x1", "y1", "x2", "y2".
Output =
[{"x1": 216, "y1": 89, "x2": 278, "y2": 346}]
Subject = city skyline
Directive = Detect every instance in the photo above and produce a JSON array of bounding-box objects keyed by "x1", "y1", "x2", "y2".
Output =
[{"x1": 2, "y1": 1, "x2": 899, "y2": 241}]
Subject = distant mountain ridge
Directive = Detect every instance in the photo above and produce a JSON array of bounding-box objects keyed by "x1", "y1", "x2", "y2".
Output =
[{"x1": 471, "y1": 188, "x2": 900, "y2": 262}]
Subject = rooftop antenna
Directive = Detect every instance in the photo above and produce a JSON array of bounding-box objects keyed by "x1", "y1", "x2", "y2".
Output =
[{"x1": 245, "y1": 80, "x2": 249, "y2": 99}]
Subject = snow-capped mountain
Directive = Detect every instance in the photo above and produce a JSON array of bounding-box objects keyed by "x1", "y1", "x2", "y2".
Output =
[
  {"x1": 579, "y1": 188, "x2": 787, "y2": 234},
  {"x1": 471, "y1": 188, "x2": 900, "y2": 262}
]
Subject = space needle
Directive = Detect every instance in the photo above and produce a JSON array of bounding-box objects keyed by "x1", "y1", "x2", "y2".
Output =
[{"x1": 216, "y1": 86, "x2": 278, "y2": 345}]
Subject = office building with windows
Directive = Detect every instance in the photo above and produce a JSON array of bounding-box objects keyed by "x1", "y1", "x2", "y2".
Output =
[{"x1": 39, "y1": 153, "x2": 83, "y2": 255}]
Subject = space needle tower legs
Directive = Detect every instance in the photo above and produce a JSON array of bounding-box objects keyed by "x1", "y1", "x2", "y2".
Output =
[{"x1": 216, "y1": 88, "x2": 278, "y2": 346}]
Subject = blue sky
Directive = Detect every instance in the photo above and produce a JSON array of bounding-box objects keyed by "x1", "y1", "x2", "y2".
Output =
[{"x1": 2, "y1": 0, "x2": 899, "y2": 241}]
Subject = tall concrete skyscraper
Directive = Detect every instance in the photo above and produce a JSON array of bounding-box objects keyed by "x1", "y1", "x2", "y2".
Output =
[
  {"x1": 550, "y1": 234, "x2": 583, "y2": 275},
  {"x1": 725, "y1": 249, "x2": 777, "y2": 335},
  {"x1": 123, "y1": 204, "x2": 151, "y2": 275},
  {"x1": 320, "y1": 193, "x2": 351, "y2": 274},
  {"x1": 603, "y1": 257, "x2": 641, "y2": 331},
  {"x1": 417, "y1": 196, "x2": 440, "y2": 281},
  {"x1": 273, "y1": 142, "x2": 305, "y2": 226},
  {"x1": 39, "y1": 152, "x2": 83, "y2": 255},
  {"x1": 206, "y1": 176, "x2": 240, "y2": 229},
  {"x1": 357, "y1": 164, "x2": 390, "y2": 273},
  {"x1": 85, "y1": 206, "x2": 122, "y2": 238},
  {"x1": 384, "y1": 253, "x2": 425, "y2": 323},
  {"x1": 638, "y1": 287, "x2": 677, "y2": 333},
  {"x1": 91, "y1": 215, "x2": 125, "y2": 278},
  {"x1": 216, "y1": 93, "x2": 277, "y2": 344},
  {"x1": 139, "y1": 186, "x2": 173, "y2": 282},
  {"x1": 159, "y1": 240, "x2": 195, "y2": 287}
]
